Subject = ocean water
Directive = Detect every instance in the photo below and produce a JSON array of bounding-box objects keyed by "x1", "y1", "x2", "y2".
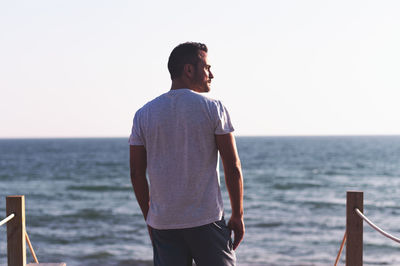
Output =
[{"x1": 1, "y1": 136, "x2": 400, "y2": 265}]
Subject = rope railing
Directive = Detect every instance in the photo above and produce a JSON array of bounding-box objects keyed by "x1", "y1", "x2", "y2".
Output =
[
  {"x1": 0, "y1": 213, "x2": 15, "y2": 226},
  {"x1": 355, "y1": 208, "x2": 400, "y2": 244},
  {"x1": 26, "y1": 231, "x2": 39, "y2": 263},
  {"x1": 334, "y1": 231, "x2": 347, "y2": 266}
]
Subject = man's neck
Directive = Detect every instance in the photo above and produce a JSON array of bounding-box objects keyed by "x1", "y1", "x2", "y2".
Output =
[{"x1": 170, "y1": 79, "x2": 193, "y2": 91}]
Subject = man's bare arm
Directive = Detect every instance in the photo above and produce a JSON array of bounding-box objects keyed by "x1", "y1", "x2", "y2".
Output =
[
  {"x1": 130, "y1": 145, "x2": 150, "y2": 221},
  {"x1": 215, "y1": 133, "x2": 244, "y2": 250}
]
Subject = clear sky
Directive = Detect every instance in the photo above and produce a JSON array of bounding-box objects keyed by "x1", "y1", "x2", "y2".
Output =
[{"x1": 1, "y1": 0, "x2": 400, "y2": 138}]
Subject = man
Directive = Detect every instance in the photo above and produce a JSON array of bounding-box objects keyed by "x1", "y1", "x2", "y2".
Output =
[{"x1": 129, "y1": 42, "x2": 244, "y2": 266}]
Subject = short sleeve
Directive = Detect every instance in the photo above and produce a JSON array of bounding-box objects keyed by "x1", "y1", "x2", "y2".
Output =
[
  {"x1": 128, "y1": 110, "x2": 145, "y2": 146},
  {"x1": 214, "y1": 101, "x2": 235, "y2": 135}
]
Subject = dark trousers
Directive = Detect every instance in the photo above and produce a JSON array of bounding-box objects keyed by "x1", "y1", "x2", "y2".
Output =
[{"x1": 151, "y1": 218, "x2": 236, "y2": 266}]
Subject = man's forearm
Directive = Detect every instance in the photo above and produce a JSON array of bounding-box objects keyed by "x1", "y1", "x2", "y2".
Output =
[
  {"x1": 130, "y1": 173, "x2": 150, "y2": 220},
  {"x1": 223, "y1": 162, "x2": 244, "y2": 218},
  {"x1": 215, "y1": 133, "x2": 244, "y2": 218},
  {"x1": 223, "y1": 159, "x2": 245, "y2": 250},
  {"x1": 130, "y1": 145, "x2": 149, "y2": 220}
]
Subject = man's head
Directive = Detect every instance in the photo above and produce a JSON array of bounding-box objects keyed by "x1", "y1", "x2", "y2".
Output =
[{"x1": 168, "y1": 42, "x2": 214, "y2": 93}]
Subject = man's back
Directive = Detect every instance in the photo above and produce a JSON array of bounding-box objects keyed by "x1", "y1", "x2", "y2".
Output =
[{"x1": 130, "y1": 88, "x2": 234, "y2": 229}]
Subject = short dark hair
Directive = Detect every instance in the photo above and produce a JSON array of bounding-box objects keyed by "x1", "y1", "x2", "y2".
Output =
[{"x1": 168, "y1": 42, "x2": 208, "y2": 80}]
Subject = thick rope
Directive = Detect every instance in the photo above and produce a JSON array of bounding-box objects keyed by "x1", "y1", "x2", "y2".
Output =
[
  {"x1": 0, "y1": 213, "x2": 15, "y2": 227},
  {"x1": 334, "y1": 231, "x2": 347, "y2": 266},
  {"x1": 25, "y1": 231, "x2": 39, "y2": 263},
  {"x1": 355, "y1": 208, "x2": 400, "y2": 244}
]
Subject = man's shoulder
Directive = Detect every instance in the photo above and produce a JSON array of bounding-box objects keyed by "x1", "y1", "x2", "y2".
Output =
[
  {"x1": 136, "y1": 92, "x2": 169, "y2": 113},
  {"x1": 187, "y1": 90, "x2": 223, "y2": 107}
]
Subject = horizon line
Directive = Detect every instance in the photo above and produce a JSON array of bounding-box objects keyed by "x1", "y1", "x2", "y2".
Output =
[{"x1": 1, "y1": 134, "x2": 400, "y2": 140}]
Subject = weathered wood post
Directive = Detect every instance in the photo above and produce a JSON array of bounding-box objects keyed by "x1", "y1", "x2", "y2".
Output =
[
  {"x1": 6, "y1": 195, "x2": 26, "y2": 266},
  {"x1": 346, "y1": 191, "x2": 363, "y2": 266}
]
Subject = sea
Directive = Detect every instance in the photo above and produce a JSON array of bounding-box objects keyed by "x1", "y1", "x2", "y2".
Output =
[{"x1": 1, "y1": 136, "x2": 400, "y2": 266}]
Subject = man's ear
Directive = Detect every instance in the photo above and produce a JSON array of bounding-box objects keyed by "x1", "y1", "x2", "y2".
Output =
[{"x1": 183, "y1": 64, "x2": 195, "y2": 79}]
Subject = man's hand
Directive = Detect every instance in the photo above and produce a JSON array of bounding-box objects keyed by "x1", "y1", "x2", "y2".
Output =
[{"x1": 228, "y1": 216, "x2": 245, "y2": 250}]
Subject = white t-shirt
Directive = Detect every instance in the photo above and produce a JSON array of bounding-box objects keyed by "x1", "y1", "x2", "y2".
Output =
[{"x1": 129, "y1": 88, "x2": 234, "y2": 229}]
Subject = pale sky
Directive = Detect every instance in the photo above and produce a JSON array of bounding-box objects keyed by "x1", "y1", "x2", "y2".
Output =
[{"x1": 1, "y1": 0, "x2": 400, "y2": 138}]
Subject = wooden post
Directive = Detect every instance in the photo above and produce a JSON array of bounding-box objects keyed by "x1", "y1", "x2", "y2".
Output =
[
  {"x1": 346, "y1": 191, "x2": 363, "y2": 266},
  {"x1": 6, "y1": 195, "x2": 26, "y2": 266}
]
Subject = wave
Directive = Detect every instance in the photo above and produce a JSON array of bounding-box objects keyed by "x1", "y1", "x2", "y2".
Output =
[
  {"x1": 273, "y1": 182, "x2": 321, "y2": 190},
  {"x1": 67, "y1": 185, "x2": 131, "y2": 192}
]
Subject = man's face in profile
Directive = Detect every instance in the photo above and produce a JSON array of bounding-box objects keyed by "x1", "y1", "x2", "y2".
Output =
[{"x1": 192, "y1": 51, "x2": 214, "y2": 93}]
